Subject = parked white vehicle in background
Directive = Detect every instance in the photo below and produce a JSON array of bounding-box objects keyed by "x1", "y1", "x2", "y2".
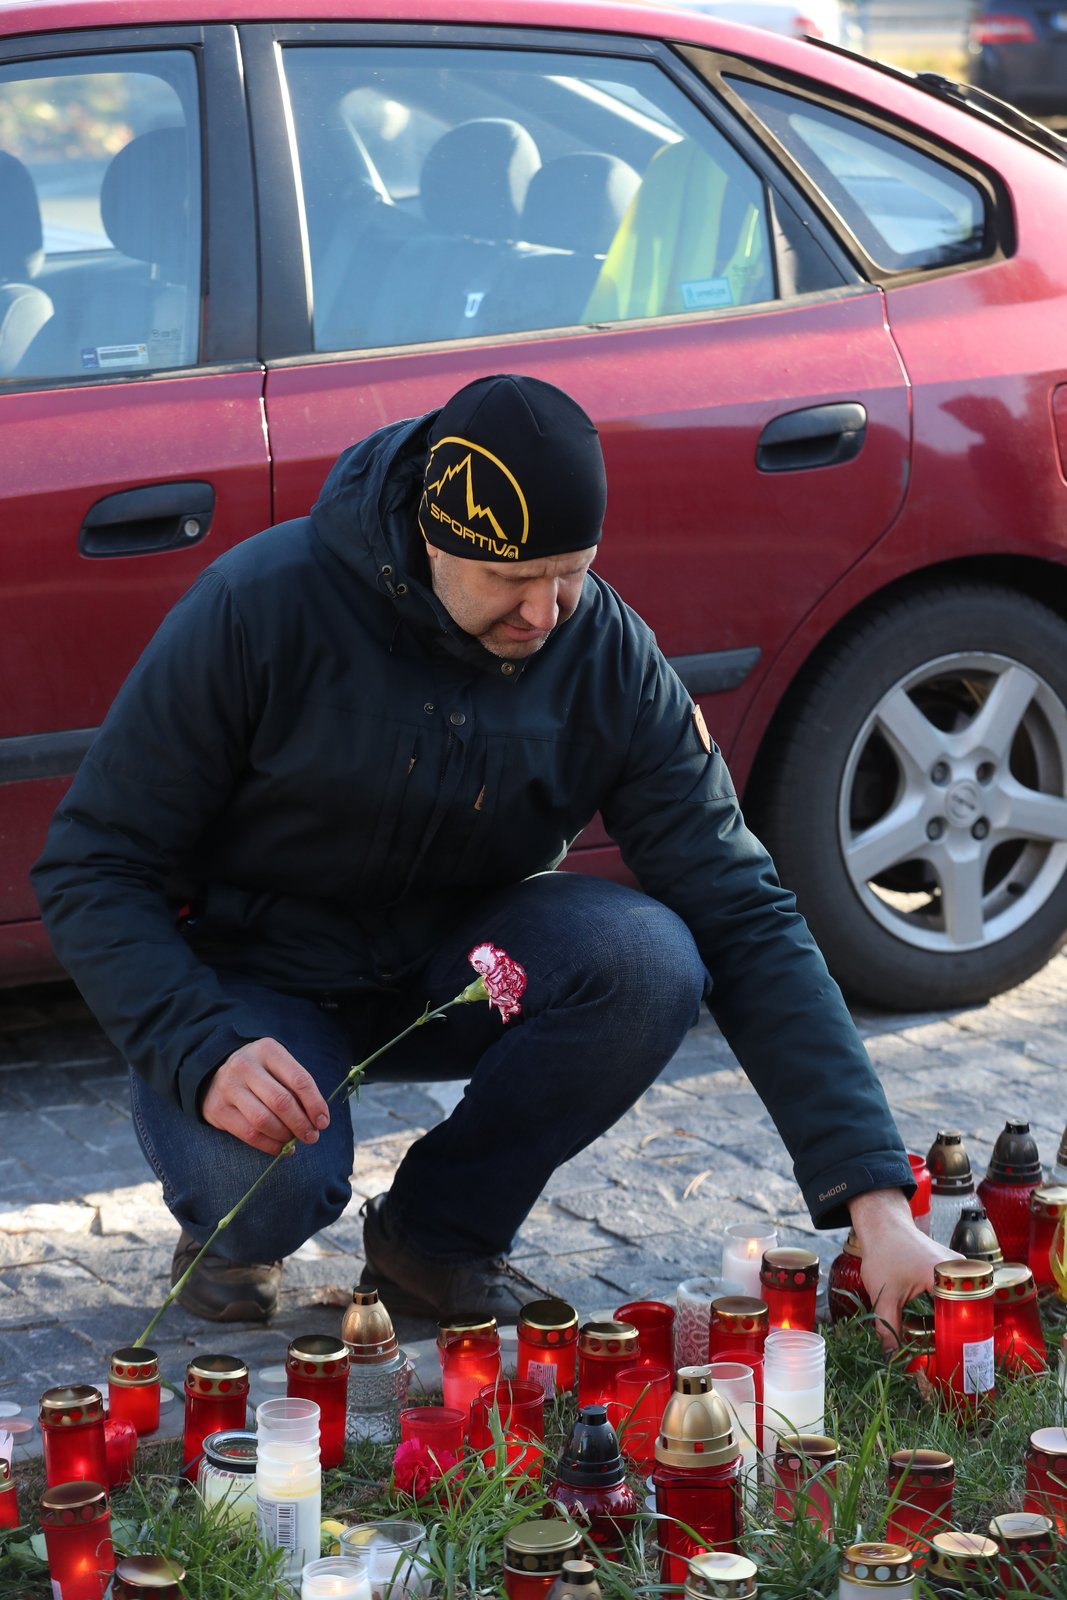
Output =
[{"x1": 672, "y1": 0, "x2": 860, "y2": 47}]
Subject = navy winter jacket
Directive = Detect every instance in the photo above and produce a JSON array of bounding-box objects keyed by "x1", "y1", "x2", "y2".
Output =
[{"x1": 32, "y1": 412, "x2": 912, "y2": 1228}]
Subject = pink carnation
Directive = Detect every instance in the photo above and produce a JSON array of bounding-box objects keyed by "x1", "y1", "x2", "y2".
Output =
[
  {"x1": 467, "y1": 943, "x2": 527, "y2": 1020},
  {"x1": 392, "y1": 1436, "x2": 461, "y2": 1499}
]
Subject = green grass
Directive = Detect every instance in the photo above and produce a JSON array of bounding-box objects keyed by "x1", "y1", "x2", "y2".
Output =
[{"x1": 3, "y1": 1313, "x2": 1067, "y2": 1597}]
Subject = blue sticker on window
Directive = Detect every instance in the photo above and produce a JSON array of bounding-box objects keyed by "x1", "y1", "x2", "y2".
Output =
[{"x1": 680, "y1": 278, "x2": 733, "y2": 311}]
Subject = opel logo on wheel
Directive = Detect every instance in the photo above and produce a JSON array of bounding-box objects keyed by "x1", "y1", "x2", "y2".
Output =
[{"x1": 946, "y1": 780, "x2": 981, "y2": 826}]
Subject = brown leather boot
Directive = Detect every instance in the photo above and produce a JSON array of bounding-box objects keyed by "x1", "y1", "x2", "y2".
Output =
[{"x1": 171, "y1": 1229, "x2": 282, "y2": 1322}]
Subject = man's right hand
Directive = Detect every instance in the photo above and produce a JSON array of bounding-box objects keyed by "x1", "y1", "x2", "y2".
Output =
[{"x1": 201, "y1": 1038, "x2": 331, "y2": 1155}]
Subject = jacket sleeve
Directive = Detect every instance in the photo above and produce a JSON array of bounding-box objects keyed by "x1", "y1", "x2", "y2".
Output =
[
  {"x1": 31, "y1": 570, "x2": 267, "y2": 1115},
  {"x1": 600, "y1": 637, "x2": 913, "y2": 1230}
]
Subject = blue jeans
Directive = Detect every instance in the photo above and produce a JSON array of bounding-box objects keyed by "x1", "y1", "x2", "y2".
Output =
[{"x1": 130, "y1": 874, "x2": 707, "y2": 1263}]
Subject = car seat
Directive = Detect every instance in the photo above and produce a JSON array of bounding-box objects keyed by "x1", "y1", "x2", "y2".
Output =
[{"x1": 0, "y1": 151, "x2": 53, "y2": 377}]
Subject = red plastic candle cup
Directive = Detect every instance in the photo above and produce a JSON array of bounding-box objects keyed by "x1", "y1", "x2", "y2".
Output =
[
  {"x1": 576, "y1": 1320, "x2": 640, "y2": 1408},
  {"x1": 886, "y1": 1449, "x2": 954, "y2": 1558},
  {"x1": 1025, "y1": 1427, "x2": 1067, "y2": 1534},
  {"x1": 40, "y1": 1481, "x2": 115, "y2": 1600},
  {"x1": 759, "y1": 1248, "x2": 819, "y2": 1331},
  {"x1": 103, "y1": 1417, "x2": 137, "y2": 1490},
  {"x1": 438, "y1": 1319, "x2": 502, "y2": 1418},
  {"x1": 989, "y1": 1511, "x2": 1056, "y2": 1589},
  {"x1": 1028, "y1": 1185, "x2": 1067, "y2": 1292},
  {"x1": 932, "y1": 1259, "x2": 995, "y2": 1411},
  {"x1": 181, "y1": 1355, "x2": 249, "y2": 1483},
  {"x1": 516, "y1": 1300, "x2": 578, "y2": 1400},
  {"x1": 708, "y1": 1297, "x2": 769, "y2": 1362},
  {"x1": 614, "y1": 1300, "x2": 675, "y2": 1371},
  {"x1": 0, "y1": 1457, "x2": 19, "y2": 1531},
  {"x1": 908, "y1": 1152, "x2": 933, "y2": 1233},
  {"x1": 827, "y1": 1233, "x2": 872, "y2": 1325},
  {"x1": 993, "y1": 1263, "x2": 1047, "y2": 1375},
  {"x1": 608, "y1": 1363, "x2": 672, "y2": 1473},
  {"x1": 469, "y1": 1378, "x2": 545, "y2": 1479},
  {"x1": 399, "y1": 1406, "x2": 467, "y2": 1456},
  {"x1": 39, "y1": 1386, "x2": 108, "y2": 1490},
  {"x1": 772, "y1": 1434, "x2": 837, "y2": 1537},
  {"x1": 286, "y1": 1334, "x2": 349, "y2": 1469},
  {"x1": 502, "y1": 1518, "x2": 582, "y2": 1598},
  {"x1": 107, "y1": 1347, "x2": 161, "y2": 1438}
]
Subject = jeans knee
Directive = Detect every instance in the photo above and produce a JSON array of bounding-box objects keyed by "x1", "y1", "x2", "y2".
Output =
[{"x1": 581, "y1": 892, "x2": 706, "y2": 1035}]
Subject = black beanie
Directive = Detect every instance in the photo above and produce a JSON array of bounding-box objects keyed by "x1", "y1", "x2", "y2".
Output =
[{"x1": 418, "y1": 374, "x2": 606, "y2": 562}]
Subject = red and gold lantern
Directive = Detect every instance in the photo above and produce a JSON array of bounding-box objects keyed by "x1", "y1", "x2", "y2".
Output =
[
  {"x1": 926, "y1": 1532, "x2": 999, "y2": 1596},
  {"x1": 828, "y1": 1233, "x2": 872, "y2": 1324},
  {"x1": 992, "y1": 1263, "x2": 1047, "y2": 1375},
  {"x1": 932, "y1": 1259, "x2": 994, "y2": 1412},
  {"x1": 651, "y1": 1369, "x2": 742, "y2": 1588},
  {"x1": 759, "y1": 1249, "x2": 819, "y2": 1331},
  {"x1": 107, "y1": 1347, "x2": 160, "y2": 1437},
  {"x1": 39, "y1": 1386, "x2": 108, "y2": 1490},
  {"x1": 576, "y1": 1321, "x2": 640, "y2": 1408},
  {"x1": 286, "y1": 1334, "x2": 349, "y2": 1469},
  {"x1": 112, "y1": 1555, "x2": 186, "y2": 1599},
  {"x1": 1024, "y1": 1427, "x2": 1067, "y2": 1534},
  {"x1": 708, "y1": 1298, "x2": 768, "y2": 1362},
  {"x1": 39, "y1": 1481, "x2": 115, "y2": 1600},
  {"x1": 181, "y1": 1355, "x2": 249, "y2": 1483},
  {"x1": 516, "y1": 1300, "x2": 578, "y2": 1400},
  {"x1": 438, "y1": 1318, "x2": 502, "y2": 1417},
  {"x1": 1028, "y1": 1185, "x2": 1067, "y2": 1292},
  {"x1": 771, "y1": 1434, "x2": 837, "y2": 1536},
  {"x1": 885, "y1": 1449, "x2": 953, "y2": 1558}
]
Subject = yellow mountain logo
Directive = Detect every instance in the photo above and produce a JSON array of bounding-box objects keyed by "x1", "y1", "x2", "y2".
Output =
[{"x1": 420, "y1": 436, "x2": 529, "y2": 560}]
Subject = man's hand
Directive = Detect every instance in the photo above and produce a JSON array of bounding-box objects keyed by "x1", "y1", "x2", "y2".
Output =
[
  {"x1": 201, "y1": 1038, "x2": 331, "y2": 1155},
  {"x1": 849, "y1": 1187, "x2": 960, "y2": 1354}
]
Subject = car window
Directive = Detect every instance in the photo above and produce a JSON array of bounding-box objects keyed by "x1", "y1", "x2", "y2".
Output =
[
  {"x1": 280, "y1": 45, "x2": 781, "y2": 353},
  {"x1": 0, "y1": 52, "x2": 202, "y2": 380},
  {"x1": 726, "y1": 77, "x2": 988, "y2": 272}
]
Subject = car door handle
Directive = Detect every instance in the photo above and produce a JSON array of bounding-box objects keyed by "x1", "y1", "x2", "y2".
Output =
[
  {"x1": 79, "y1": 481, "x2": 215, "y2": 557},
  {"x1": 756, "y1": 403, "x2": 867, "y2": 473}
]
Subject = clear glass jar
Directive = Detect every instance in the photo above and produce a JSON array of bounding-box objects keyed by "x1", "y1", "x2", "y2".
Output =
[{"x1": 196, "y1": 1428, "x2": 258, "y2": 1524}]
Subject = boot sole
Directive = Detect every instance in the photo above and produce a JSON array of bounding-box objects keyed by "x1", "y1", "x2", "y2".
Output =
[{"x1": 175, "y1": 1284, "x2": 277, "y2": 1323}]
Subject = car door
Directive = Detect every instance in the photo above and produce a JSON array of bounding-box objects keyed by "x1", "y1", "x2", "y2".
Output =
[{"x1": 0, "y1": 23, "x2": 269, "y2": 979}]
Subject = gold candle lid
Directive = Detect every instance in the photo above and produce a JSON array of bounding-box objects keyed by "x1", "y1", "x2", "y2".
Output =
[
  {"x1": 438, "y1": 1316, "x2": 498, "y2": 1349},
  {"x1": 900, "y1": 1306, "x2": 934, "y2": 1343},
  {"x1": 927, "y1": 1130, "x2": 974, "y2": 1196},
  {"x1": 1029, "y1": 1183, "x2": 1067, "y2": 1217},
  {"x1": 550, "y1": 1559, "x2": 601, "y2": 1596},
  {"x1": 709, "y1": 1296, "x2": 769, "y2": 1331},
  {"x1": 184, "y1": 1355, "x2": 249, "y2": 1396},
  {"x1": 109, "y1": 1347, "x2": 160, "y2": 1388},
  {"x1": 839, "y1": 1544, "x2": 914, "y2": 1589},
  {"x1": 655, "y1": 1366, "x2": 737, "y2": 1469},
  {"x1": 518, "y1": 1299, "x2": 579, "y2": 1345},
  {"x1": 39, "y1": 1384, "x2": 105, "y2": 1424},
  {"x1": 39, "y1": 1481, "x2": 109, "y2": 1524},
  {"x1": 775, "y1": 1433, "x2": 838, "y2": 1474},
  {"x1": 342, "y1": 1287, "x2": 400, "y2": 1362},
  {"x1": 992, "y1": 1262, "x2": 1036, "y2": 1303},
  {"x1": 113, "y1": 1555, "x2": 186, "y2": 1595},
  {"x1": 948, "y1": 1205, "x2": 1003, "y2": 1264},
  {"x1": 759, "y1": 1247, "x2": 820, "y2": 1290},
  {"x1": 683, "y1": 1551, "x2": 758, "y2": 1598},
  {"x1": 578, "y1": 1320, "x2": 639, "y2": 1357},
  {"x1": 928, "y1": 1532, "x2": 999, "y2": 1576},
  {"x1": 504, "y1": 1517, "x2": 582, "y2": 1571},
  {"x1": 932, "y1": 1259, "x2": 995, "y2": 1299},
  {"x1": 1027, "y1": 1426, "x2": 1067, "y2": 1465},
  {"x1": 887, "y1": 1448, "x2": 954, "y2": 1486},
  {"x1": 988, "y1": 1511, "x2": 1054, "y2": 1550},
  {"x1": 287, "y1": 1333, "x2": 349, "y2": 1375},
  {"x1": 841, "y1": 1230, "x2": 862, "y2": 1259}
]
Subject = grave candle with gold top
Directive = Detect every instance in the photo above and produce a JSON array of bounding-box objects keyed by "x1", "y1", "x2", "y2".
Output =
[
  {"x1": 1028, "y1": 1184, "x2": 1067, "y2": 1291},
  {"x1": 182, "y1": 1355, "x2": 249, "y2": 1483},
  {"x1": 772, "y1": 1434, "x2": 837, "y2": 1537},
  {"x1": 517, "y1": 1300, "x2": 578, "y2": 1400},
  {"x1": 926, "y1": 1533, "x2": 1000, "y2": 1597},
  {"x1": 900, "y1": 1308, "x2": 936, "y2": 1380},
  {"x1": 885, "y1": 1449, "x2": 953, "y2": 1557},
  {"x1": 40, "y1": 1481, "x2": 115, "y2": 1600},
  {"x1": 684, "y1": 1551, "x2": 758, "y2": 1599},
  {"x1": 932, "y1": 1260, "x2": 994, "y2": 1412},
  {"x1": 838, "y1": 1544, "x2": 914, "y2": 1599},
  {"x1": 992, "y1": 1263, "x2": 1046, "y2": 1375},
  {"x1": 112, "y1": 1555, "x2": 186, "y2": 1599},
  {"x1": 576, "y1": 1321, "x2": 640, "y2": 1408},
  {"x1": 0, "y1": 1455, "x2": 18, "y2": 1531},
  {"x1": 502, "y1": 1519, "x2": 583, "y2": 1600},
  {"x1": 652, "y1": 1367, "x2": 742, "y2": 1588},
  {"x1": 341, "y1": 1287, "x2": 411, "y2": 1443},
  {"x1": 988, "y1": 1511, "x2": 1056, "y2": 1590},
  {"x1": 107, "y1": 1347, "x2": 160, "y2": 1437},
  {"x1": 1024, "y1": 1427, "x2": 1067, "y2": 1533},
  {"x1": 39, "y1": 1386, "x2": 108, "y2": 1489},
  {"x1": 287, "y1": 1334, "x2": 349, "y2": 1469},
  {"x1": 438, "y1": 1319, "x2": 501, "y2": 1417},
  {"x1": 976, "y1": 1119, "x2": 1043, "y2": 1263},
  {"x1": 759, "y1": 1249, "x2": 819, "y2": 1331}
]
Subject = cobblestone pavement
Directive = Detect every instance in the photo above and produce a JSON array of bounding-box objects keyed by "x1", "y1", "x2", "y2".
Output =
[{"x1": 1, "y1": 955, "x2": 1066, "y2": 1456}]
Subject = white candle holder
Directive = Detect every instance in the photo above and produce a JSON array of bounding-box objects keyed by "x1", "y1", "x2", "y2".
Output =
[
  {"x1": 302, "y1": 1555, "x2": 372, "y2": 1599},
  {"x1": 721, "y1": 1223, "x2": 778, "y2": 1301},
  {"x1": 762, "y1": 1329, "x2": 826, "y2": 1460},
  {"x1": 709, "y1": 1359, "x2": 758, "y2": 1510}
]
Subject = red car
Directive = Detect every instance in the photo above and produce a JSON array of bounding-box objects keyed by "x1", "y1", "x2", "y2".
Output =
[{"x1": 4, "y1": 0, "x2": 1067, "y2": 1011}]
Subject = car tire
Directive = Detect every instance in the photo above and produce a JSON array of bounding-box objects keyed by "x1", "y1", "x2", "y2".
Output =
[{"x1": 752, "y1": 582, "x2": 1067, "y2": 1010}]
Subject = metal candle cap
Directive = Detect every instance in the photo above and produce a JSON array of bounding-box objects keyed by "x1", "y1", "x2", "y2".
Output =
[
  {"x1": 655, "y1": 1366, "x2": 737, "y2": 1469},
  {"x1": 342, "y1": 1288, "x2": 399, "y2": 1363},
  {"x1": 504, "y1": 1518, "x2": 583, "y2": 1572},
  {"x1": 988, "y1": 1511, "x2": 1055, "y2": 1551},
  {"x1": 552, "y1": 1559, "x2": 600, "y2": 1594},
  {"x1": 775, "y1": 1434, "x2": 838, "y2": 1475},
  {"x1": 109, "y1": 1347, "x2": 160, "y2": 1388},
  {"x1": 438, "y1": 1316, "x2": 498, "y2": 1349},
  {"x1": 1029, "y1": 1183, "x2": 1067, "y2": 1218},
  {"x1": 887, "y1": 1448, "x2": 954, "y2": 1487},
  {"x1": 683, "y1": 1551, "x2": 759, "y2": 1598},
  {"x1": 554, "y1": 1404, "x2": 626, "y2": 1488},
  {"x1": 932, "y1": 1259, "x2": 995, "y2": 1299},
  {"x1": 948, "y1": 1205, "x2": 1003, "y2": 1265},
  {"x1": 928, "y1": 1532, "x2": 999, "y2": 1577},
  {"x1": 926, "y1": 1130, "x2": 974, "y2": 1196},
  {"x1": 1027, "y1": 1427, "x2": 1067, "y2": 1467},
  {"x1": 39, "y1": 1481, "x2": 109, "y2": 1524},
  {"x1": 519, "y1": 1299, "x2": 579, "y2": 1347},
  {"x1": 842, "y1": 1230, "x2": 862, "y2": 1259},
  {"x1": 759, "y1": 1247, "x2": 819, "y2": 1290},
  {"x1": 839, "y1": 1544, "x2": 914, "y2": 1589},
  {"x1": 578, "y1": 1320, "x2": 639, "y2": 1358},
  {"x1": 287, "y1": 1333, "x2": 350, "y2": 1375},
  {"x1": 39, "y1": 1384, "x2": 105, "y2": 1424},
  {"x1": 993, "y1": 1262, "x2": 1037, "y2": 1304},
  {"x1": 184, "y1": 1355, "x2": 249, "y2": 1396},
  {"x1": 986, "y1": 1118, "x2": 1042, "y2": 1182},
  {"x1": 113, "y1": 1555, "x2": 187, "y2": 1596},
  {"x1": 0, "y1": 1460, "x2": 11, "y2": 1488},
  {"x1": 201, "y1": 1429, "x2": 257, "y2": 1472},
  {"x1": 709, "y1": 1296, "x2": 769, "y2": 1332}
]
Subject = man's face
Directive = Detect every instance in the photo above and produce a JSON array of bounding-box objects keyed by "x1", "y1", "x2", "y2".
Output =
[{"x1": 425, "y1": 544, "x2": 597, "y2": 659}]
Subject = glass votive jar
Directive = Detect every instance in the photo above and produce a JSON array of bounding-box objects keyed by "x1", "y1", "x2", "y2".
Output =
[
  {"x1": 103, "y1": 1416, "x2": 137, "y2": 1490},
  {"x1": 287, "y1": 1334, "x2": 349, "y2": 1469},
  {"x1": 502, "y1": 1518, "x2": 583, "y2": 1599},
  {"x1": 576, "y1": 1320, "x2": 640, "y2": 1408},
  {"x1": 609, "y1": 1364, "x2": 672, "y2": 1474},
  {"x1": 340, "y1": 1519, "x2": 431, "y2": 1598},
  {"x1": 398, "y1": 1406, "x2": 466, "y2": 1457},
  {"x1": 676, "y1": 1276, "x2": 743, "y2": 1368},
  {"x1": 885, "y1": 1449, "x2": 953, "y2": 1557},
  {"x1": 839, "y1": 1543, "x2": 914, "y2": 1598},
  {"x1": 39, "y1": 1386, "x2": 108, "y2": 1490},
  {"x1": 106, "y1": 1347, "x2": 160, "y2": 1437},
  {"x1": 112, "y1": 1555, "x2": 186, "y2": 1598},
  {"x1": 438, "y1": 1319, "x2": 501, "y2": 1417},
  {"x1": 708, "y1": 1297, "x2": 768, "y2": 1362},
  {"x1": 342, "y1": 1287, "x2": 412, "y2": 1445},
  {"x1": 40, "y1": 1480, "x2": 115, "y2": 1600},
  {"x1": 1028, "y1": 1184, "x2": 1067, "y2": 1292},
  {"x1": 762, "y1": 1329, "x2": 826, "y2": 1456},
  {"x1": 721, "y1": 1224, "x2": 778, "y2": 1301},
  {"x1": 989, "y1": 1511, "x2": 1056, "y2": 1589},
  {"x1": 772, "y1": 1434, "x2": 837, "y2": 1537},
  {"x1": 908, "y1": 1153, "x2": 932, "y2": 1234},
  {"x1": 545, "y1": 1403, "x2": 638, "y2": 1553},
  {"x1": 652, "y1": 1369, "x2": 742, "y2": 1589},
  {"x1": 1024, "y1": 1427, "x2": 1067, "y2": 1533},
  {"x1": 684, "y1": 1551, "x2": 758, "y2": 1598},
  {"x1": 993, "y1": 1262, "x2": 1047, "y2": 1375},
  {"x1": 196, "y1": 1428, "x2": 258, "y2": 1524},
  {"x1": 614, "y1": 1300, "x2": 675, "y2": 1371},
  {"x1": 469, "y1": 1378, "x2": 545, "y2": 1480},
  {"x1": 828, "y1": 1233, "x2": 872, "y2": 1324},
  {"x1": 932, "y1": 1260, "x2": 995, "y2": 1412},
  {"x1": 516, "y1": 1300, "x2": 578, "y2": 1399},
  {"x1": 976, "y1": 1118, "x2": 1043, "y2": 1264},
  {"x1": 759, "y1": 1249, "x2": 820, "y2": 1331},
  {"x1": 0, "y1": 1457, "x2": 18, "y2": 1531},
  {"x1": 182, "y1": 1355, "x2": 249, "y2": 1482},
  {"x1": 926, "y1": 1532, "x2": 1000, "y2": 1596},
  {"x1": 708, "y1": 1361, "x2": 757, "y2": 1509},
  {"x1": 301, "y1": 1555, "x2": 372, "y2": 1599}
]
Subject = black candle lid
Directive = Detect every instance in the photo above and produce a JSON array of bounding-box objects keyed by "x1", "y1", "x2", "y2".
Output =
[
  {"x1": 986, "y1": 1119, "x2": 1042, "y2": 1182},
  {"x1": 553, "y1": 1403, "x2": 626, "y2": 1487}
]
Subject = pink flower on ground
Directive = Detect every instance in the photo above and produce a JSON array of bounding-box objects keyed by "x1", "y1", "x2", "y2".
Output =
[
  {"x1": 392, "y1": 1436, "x2": 461, "y2": 1499},
  {"x1": 468, "y1": 943, "x2": 527, "y2": 1020}
]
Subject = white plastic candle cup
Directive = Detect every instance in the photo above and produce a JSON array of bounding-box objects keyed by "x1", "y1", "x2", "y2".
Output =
[
  {"x1": 301, "y1": 1555, "x2": 372, "y2": 1600},
  {"x1": 762, "y1": 1330, "x2": 826, "y2": 1458},
  {"x1": 256, "y1": 1396, "x2": 321, "y2": 1442},
  {"x1": 675, "y1": 1274, "x2": 745, "y2": 1367},
  {"x1": 340, "y1": 1520, "x2": 430, "y2": 1599},
  {"x1": 721, "y1": 1224, "x2": 778, "y2": 1301},
  {"x1": 709, "y1": 1359, "x2": 758, "y2": 1509}
]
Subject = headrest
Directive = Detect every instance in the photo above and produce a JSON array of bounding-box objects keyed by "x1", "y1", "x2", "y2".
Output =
[
  {"x1": 0, "y1": 152, "x2": 44, "y2": 280},
  {"x1": 420, "y1": 118, "x2": 540, "y2": 240},
  {"x1": 521, "y1": 152, "x2": 640, "y2": 256},
  {"x1": 100, "y1": 128, "x2": 191, "y2": 275}
]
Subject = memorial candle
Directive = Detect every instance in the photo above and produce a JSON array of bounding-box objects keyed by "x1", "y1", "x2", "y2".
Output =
[
  {"x1": 503, "y1": 1519, "x2": 583, "y2": 1599},
  {"x1": 437, "y1": 1319, "x2": 501, "y2": 1417},
  {"x1": 676, "y1": 1277, "x2": 743, "y2": 1369},
  {"x1": 182, "y1": 1355, "x2": 249, "y2": 1482},
  {"x1": 614, "y1": 1300, "x2": 674, "y2": 1371},
  {"x1": 287, "y1": 1334, "x2": 349, "y2": 1469},
  {"x1": 576, "y1": 1321, "x2": 640, "y2": 1408},
  {"x1": 1024, "y1": 1427, "x2": 1067, "y2": 1534},
  {"x1": 545, "y1": 1404, "x2": 637, "y2": 1552},
  {"x1": 651, "y1": 1369, "x2": 742, "y2": 1589},
  {"x1": 926, "y1": 1532, "x2": 999, "y2": 1597},
  {"x1": 103, "y1": 1417, "x2": 137, "y2": 1490},
  {"x1": 838, "y1": 1544, "x2": 914, "y2": 1599},
  {"x1": 759, "y1": 1248, "x2": 819, "y2": 1331},
  {"x1": 926, "y1": 1131, "x2": 975, "y2": 1248},
  {"x1": 112, "y1": 1555, "x2": 186, "y2": 1599},
  {"x1": 908, "y1": 1153, "x2": 932, "y2": 1234},
  {"x1": 988, "y1": 1511, "x2": 1056, "y2": 1590},
  {"x1": 720, "y1": 1224, "x2": 777, "y2": 1301},
  {"x1": 0, "y1": 1456, "x2": 17, "y2": 1531},
  {"x1": 517, "y1": 1301, "x2": 578, "y2": 1400},
  {"x1": 885, "y1": 1449, "x2": 953, "y2": 1558},
  {"x1": 683, "y1": 1552, "x2": 758, "y2": 1599},
  {"x1": 772, "y1": 1434, "x2": 837, "y2": 1537},
  {"x1": 106, "y1": 1347, "x2": 160, "y2": 1437},
  {"x1": 992, "y1": 1263, "x2": 1047, "y2": 1375},
  {"x1": 1028, "y1": 1185, "x2": 1067, "y2": 1292},
  {"x1": 828, "y1": 1233, "x2": 871, "y2": 1324},
  {"x1": 300, "y1": 1556, "x2": 372, "y2": 1599},
  {"x1": 469, "y1": 1378, "x2": 545, "y2": 1481},
  {"x1": 40, "y1": 1481, "x2": 115, "y2": 1600},
  {"x1": 39, "y1": 1386, "x2": 108, "y2": 1489},
  {"x1": 762, "y1": 1330, "x2": 825, "y2": 1456},
  {"x1": 932, "y1": 1260, "x2": 994, "y2": 1412}
]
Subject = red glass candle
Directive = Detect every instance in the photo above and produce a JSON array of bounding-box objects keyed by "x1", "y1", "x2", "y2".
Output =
[
  {"x1": 516, "y1": 1300, "x2": 578, "y2": 1400},
  {"x1": 772, "y1": 1434, "x2": 837, "y2": 1536},
  {"x1": 708, "y1": 1297, "x2": 768, "y2": 1362},
  {"x1": 399, "y1": 1406, "x2": 467, "y2": 1456},
  {"x1": 438, "y1": 1319, "x2": 502, "y2": 1418},
  {"x1": 614, "y1": 1300, "x2": 675, "y2": 1371},
  {"x1": 908, "y1": 1152, "x2": 933, "y2": 1233},
  {"x1": 545, "y1": 1404, "x2": 638, "y2": 1552},
  {"x1": 993, "y1": 1263, "x2": 1047, "y2": 1375},
  {"x1": 286, "y1": 1334, "x2": 349, "y2": 1469},
  {"x1": 107, "y1": 1347, "x2": 160, "y2": 1437},
  {"x1": 608, "y1": 1364, "x2": 672, "y2": 1473},
  {"x1": 927, "y1": 1532, "x2": 1000, "y2": 1595},
  {"x1": 0, "y1": 1456, "x2": 19, "y2": 1530},
  {"x1": 1028, "y1": 1185, "x2": 1067, "y2": 1292},
  {"x1": 112, "y1": 1554, "x2": 186, "y2": 1598},
  {"x1": 932, "y1": 1259, "x2": 995, "y2": 1411},
  {"x1": 759, "y1": 1249, "x2": 819, "y2": 1331},
  {"x1": 901, "y1": 1308, "x2": 936, "y2": 1381},
  {"x1": 103, "y1": 1417, "x2": 137, "y2": 1490},
  {"x1": 828, "y1": 1233, "x2": 872, "y2": 1324},
  {"x1": 503, "y1": 1518, "x2": 583, "y2": 1599},
  {"x1": 886, "y1": 1449, "x2": 953, "y2": 1557},
  {"x1": 976, "y1": 1119, "x2": 1043, "y2": 1264},
  {"x1": 470, "y1": 1378, "x2": 545, "y2": 1480},
  {"x1": 181, "y1": 1355, "x2": 249, "y2": 1483},
  {"x1": 652, "y1": 1369, "x2": 742, "y2": 1587},
  {"x1": 1025, "y1": 1427, "x2": 1067, "y2": 1534},
  {"x1": 989, "y1": 1511, "x2": 1056, "y2": 1589},
  {"x1": 576, "y1": 1320, "x2": 640, "y2": 1408},
  {"x1": 39, "y1": 1386, "x2": 108, "y2": 1490},
  {"x1": 40, "y1": 1481, "x2": 115, "y2": 1600}
]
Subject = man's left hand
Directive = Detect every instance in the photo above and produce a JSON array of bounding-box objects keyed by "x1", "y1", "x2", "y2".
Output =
[{"x1": 848, "y1": 1187, "x2": 959, "y2": 1355}]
